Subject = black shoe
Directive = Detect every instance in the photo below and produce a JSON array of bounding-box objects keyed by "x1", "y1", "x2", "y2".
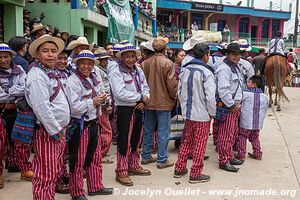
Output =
[
  {"x1": 173, "y1": 168, "x2": 188, "y2": 178},
  {"x1": 88, "y1": 187, "x2": 114, "y2": 196},
  {"x1": 188, "y1": 155, "x2": 209, "y2": 160},
  {"x1": 230, "y1": 158, "x2": 244, "y2": 165},
  {"x1": 72, "y1": 195, "x2": 88, "y2": 200},
  {"x1": 204, "y1": 155, "x2": 209, "y2": 160},
  {"x1": 7, "y1": 166, "x2": 20, "y2": 173},
  {"x1": 219, "y1": 163, "x2": 239, "y2": 172},
  {"x1": 189, "y1": 174, "x2": 210, "y2": 184}
]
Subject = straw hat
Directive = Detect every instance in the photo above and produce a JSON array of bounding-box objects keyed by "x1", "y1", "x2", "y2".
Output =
[
  {"x1": 237, "y1": 39, "x2": 252, "y2": 52},
  {"x1": 73, "y1": 50, "x2": 99, "y2": 65},
  {"x1": 0, "y1": 44, "x2": 17, "y2": 56},
  {"x1": 140, "y1": 40, "x2": 154, "y2": 52},
  {"x1": 152, "y1": 37, "x2": 169, "y2": 51},
  {"x1": 94, "y1": 49, "x2": 111, "y2": 60},
  {"x1": 216, "y1": 42, "x2": 228, "y2": 50},
  {"x1": 29, "y1": 34, "x2": 65, "y2": 58},
  {"x1": 183, "y1": 36, "x2": 207, "y2": 51},
  {"x1": 66, "y1": 36, "x2": 92, "y2": 50},
  {"x1": 31, "y1": 23, "x2": 46, "y2": 34},
  {"x1": 112, "y1": 43, "x2": 122, "y2": 52},
  {"x1": 115, "y1": 43, "x2": 141, "y2": 59}
]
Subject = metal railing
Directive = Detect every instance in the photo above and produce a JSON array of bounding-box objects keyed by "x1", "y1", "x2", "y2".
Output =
[{"x1": 137, "y1": 9, "x2": 154, "y2": 36}]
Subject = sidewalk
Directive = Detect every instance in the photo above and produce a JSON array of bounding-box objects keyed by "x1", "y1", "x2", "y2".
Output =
[{"x1": 1, "y1": 87, "x2": 300, "y2": 200}]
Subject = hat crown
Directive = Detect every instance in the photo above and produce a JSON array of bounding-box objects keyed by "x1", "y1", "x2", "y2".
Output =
[
  {"x1": 227, "y1": 43, "x2": 241, "y2": 52},
  {"x1": 76, "y1": 50, "x2": 95, "y2": 58},
  {"x1": 76, "y1": 37, "x2": 89, "y2": 45}
]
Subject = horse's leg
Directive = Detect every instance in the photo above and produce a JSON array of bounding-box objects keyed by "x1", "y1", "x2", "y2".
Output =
[
  {"x1": 268, "y1": 86, "x2": 273, "y2": 107},
  {"x1": 274, "y1": 88, "x2": 278, "y2": 105},
  {"x1": 277, "y1": 94, "x2": 281, "y2": 111}
]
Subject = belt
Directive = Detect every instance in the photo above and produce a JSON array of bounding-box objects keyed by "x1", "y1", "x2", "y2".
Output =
[{"x1": 0, "y1": 103, "x2": 16, "y2": 110}]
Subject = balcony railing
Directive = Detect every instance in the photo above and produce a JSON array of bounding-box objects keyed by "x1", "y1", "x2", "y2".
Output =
[{"x1": 157, "y1": 27, "x2": 300, "y2": 48}]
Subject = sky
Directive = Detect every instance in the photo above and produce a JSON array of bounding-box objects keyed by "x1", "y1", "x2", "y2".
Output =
[{"x1": 191, "y1": 0, "x2": 296, "y2": 35}]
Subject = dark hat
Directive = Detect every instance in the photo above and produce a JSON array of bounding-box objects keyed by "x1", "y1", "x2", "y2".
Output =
[
  {"x1": 23, "y1": 9, "x2": 31, "y2": 14},
  {"x1": 225, "y1": 43, "x2": 243, "y2": 53}
]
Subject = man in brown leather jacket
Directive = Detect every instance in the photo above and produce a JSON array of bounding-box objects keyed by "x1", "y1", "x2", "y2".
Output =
[{"x1": 141, "y1": 37, "x2": 178, "y2": 169}]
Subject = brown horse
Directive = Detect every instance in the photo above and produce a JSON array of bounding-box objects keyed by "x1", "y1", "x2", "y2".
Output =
[{"x1": 265, "y1": 55, "x2": 289, "y2": 111}]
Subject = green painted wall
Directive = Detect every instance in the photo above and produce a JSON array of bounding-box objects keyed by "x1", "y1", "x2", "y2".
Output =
[
  {"x1": 0, "y1": 0, "x2": 24, "y2": 42},
  {"x1": 25, "y1": 2, "x2": 107, "y2": 45}
]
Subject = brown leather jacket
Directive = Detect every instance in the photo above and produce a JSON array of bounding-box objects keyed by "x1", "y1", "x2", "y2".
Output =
[{"x1": 141, "y1": 53, "x2": 178, "y2": 111}]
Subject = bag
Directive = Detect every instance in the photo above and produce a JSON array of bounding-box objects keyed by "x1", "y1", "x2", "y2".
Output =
[
  {"x1": 11, "y1": 111, "x2": 36, "y2": 144},
  {"x1": 287, "y1": 53, "x2": 294, "y2": 63},
  {"x1": 170, "y1": 114, "x2": 184, "y2": 140},
  {"x1": 214, "y1": 95, "x2": 230, "y2": 122}
]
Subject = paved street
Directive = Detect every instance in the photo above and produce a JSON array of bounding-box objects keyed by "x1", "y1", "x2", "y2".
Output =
[{"x1": 1, "y1": 87, "x2": 300, "y2": 200}]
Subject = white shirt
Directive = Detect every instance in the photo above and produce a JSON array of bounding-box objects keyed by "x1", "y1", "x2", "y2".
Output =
[{"x1": 25, "y1": 65, "x2": 70, "y2": 136}]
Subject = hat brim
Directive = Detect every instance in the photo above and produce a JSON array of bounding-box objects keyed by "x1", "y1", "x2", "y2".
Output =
[
  {"x1": 223, "y1": 49, "x2": 243, "y2": 54},
  {"x1": 97, "y1": 55, "x2": 111, "y2": 60},
  {"x1": 73, "y1": 57, "x2": 100, "y2": 66},
  {"x1": 0, "y1": 49, "x2": 17, "y2": 56},
  {"x1": 31, "y1": 26, "x2": 46, "y2": 34},
  {"x1": 183, "y1": 38, "x2": 193, "y2": 51},
  {"x1": 29, "y1": 36, "x2": 65, "y2": 58},
  {"x1": 240, "y1": 46, "x2": 252, "y2": 52},
  {"x1": 66, "y1": 42, "x2": 93, "y2": 51},
  {"x1": 116, "y1": 49, "x2": 141, "y2": 59}
]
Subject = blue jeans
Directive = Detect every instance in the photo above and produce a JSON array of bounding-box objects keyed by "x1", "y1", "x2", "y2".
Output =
[{"x1": 142, "y1": 110, "x2": 171, "y2": 163}]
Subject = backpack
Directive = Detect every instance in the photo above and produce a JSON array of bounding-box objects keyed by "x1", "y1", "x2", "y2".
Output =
[{"x1": 287, "y1": 53, "x2": 294, "y2": 63}]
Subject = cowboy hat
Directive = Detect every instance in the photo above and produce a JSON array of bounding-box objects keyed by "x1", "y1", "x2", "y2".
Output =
[
  {"x1": 94, "y1": 48, "x2": 111, "y2": 60},
  {"x1": 224, "y1": 43, "x2": 243, "y2": 54},
  {"x1": 237, "y1": 39, "x2": 252, "y2": 52},
  {"x1": 73, "y1": 50, "x2": 100, "y2": 65},
  {"x1": 66, "y1": 36, "x2": 93, "y2": 50},
  {"x1": 183, "y1": 36, "x2": 207, "y2": 51},
  {"x1": 115, "y1": 43, "x2": 141, "y2": 59},
  {"x1": 140, "y1": 40, "x2": 154, "y2": 52},
  {"x1": 0, "y1": 44, "x2": 17, "y2": 56},
  {"x1": 31, "y1": 23, "x2": 46, "y2": 34},
  {"x1": 29, "y1": 34, "x2": 65, "y2": 58},
  {"x1": 152, "y1": 37, "x2": 169, "y2": 51}
]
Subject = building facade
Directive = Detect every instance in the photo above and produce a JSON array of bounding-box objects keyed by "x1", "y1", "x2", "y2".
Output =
[
  {"x1": 157, "y1": 0, "x2": 291, "y2": 50},
  {"x1": 0, "y1": 0, "x2": 25, "y2": 42}
]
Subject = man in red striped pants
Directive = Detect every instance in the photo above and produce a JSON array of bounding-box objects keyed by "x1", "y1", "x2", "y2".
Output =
[
  {"x1": 215, "y1": 43, "x2": 245, "y2": 173},
  {"x1": 99, "y1": 112, "x2": 113, "y2": 163},
  {"x1": 25, "y1": 35, "x2": 71, "y2": 199},
  {"x1": 174, "y1": 43, "x2": 216, "y2": 183}
]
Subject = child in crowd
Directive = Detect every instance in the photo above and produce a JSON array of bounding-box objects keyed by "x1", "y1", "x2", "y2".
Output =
[{"x1": 237, "y1": 75, "x2": 268, "y2": 162}]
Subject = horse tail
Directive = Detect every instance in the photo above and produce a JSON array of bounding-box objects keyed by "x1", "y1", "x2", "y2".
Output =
[{"x1": 273, "y1": 56, "x2": 289, "y2": 101}]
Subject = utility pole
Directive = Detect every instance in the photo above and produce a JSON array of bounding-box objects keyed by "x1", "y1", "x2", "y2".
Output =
[{"x1": 294, "y1": 0, "x2": 299, "y2": 47}]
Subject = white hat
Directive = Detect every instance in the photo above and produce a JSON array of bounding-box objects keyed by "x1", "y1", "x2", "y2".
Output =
[
  {"x1": 115, "y1": 43, "x2": 141, "y2": 59},
  {"x1": 237, "y1": 39, "x2": 252, "y2": 52},
  {"x1": 29, "y1": 34, "x2": 65, "y2": 58},
  {"x1": 66, "y1": 36, "x2": 93, "y2": 50},
  {"x1": 140, "y1": 40, "x2": 154, "y2": 52},
  {"x1": 94, "y1": 48, "x2": 111, "y2": 60},
  {"x1": 183, "y1": 36, "x2": 207, "y2": 51},
  {"x1": 31, "y1": 23, "x2": 46, "y2": 34},
  {"x1": 0, "y1": 44, "x2": 17, "y2": 56},
  {"x1": 73, "y1": 50, "x2": 100, "y2": 65},
  {"x1": 216, "y1": 42, "x2": 228, "y2": 50}
]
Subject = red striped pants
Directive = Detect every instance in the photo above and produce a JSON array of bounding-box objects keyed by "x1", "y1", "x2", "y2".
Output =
[
  {"x1": 0, "y1": 118, "x2": 6, "y2": 175},
  {"x1": 5, "y1": 140, "x2": 18, "y2": 168},
  {"x1": 69, "y1": 127, "x2": 103, "y2": 197},
  {"x1": 56, "y1": 143, "x2": 69, "y2": 185},
  {"x1": 116, "y1": 151, "x2": 141, "y2": 176},
  {"x1": 212, "y1": 119, "x2": 219, "y2": 146},
  {"x1": 175, "y1": 120, "x2": 210, "y2": 178},
  {"x1": 99, "y1": 113, "x2": 112, "y2": 156},
  {"x1": 13, "y1": 140, "x2": 32, "y2": 172},
  {"x1": 237, "y1": 128, "x2": 262, "y2": 160},
  {"x1": 217, "y1": 111, "x2": 241, "y2": 165},
  {"x1": 32, "y1": 128, "x2": 65, "y2": 200}
]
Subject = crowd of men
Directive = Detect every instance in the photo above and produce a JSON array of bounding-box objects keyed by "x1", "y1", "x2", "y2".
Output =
[{"x1": 1, "y1": 25, "x2": 286, "y2": 199}]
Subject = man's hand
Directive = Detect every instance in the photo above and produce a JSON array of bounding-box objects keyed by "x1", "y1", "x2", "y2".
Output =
[
  {"x1": 142, "y1": 95, "x2": 149, "y2": 103},
  {"x1": 93, "y1": 94, "x2": 107, "y2": 106},
  {"x1": 135, "y1": 102, "x2": 145, "y2": 110},
  {"x1": 230, "y1": 103, "x2": 240, "y2": 113},
  {"x1": 104, "y1": 106, "x2": 113, "y2": 115}
]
